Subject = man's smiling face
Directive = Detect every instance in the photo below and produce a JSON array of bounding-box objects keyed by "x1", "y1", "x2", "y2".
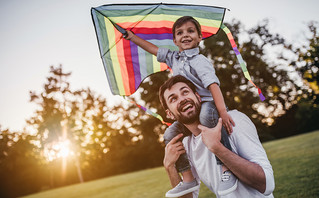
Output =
[{"x1": 164, "y1": 82, "x2": 201, "y2": 124}]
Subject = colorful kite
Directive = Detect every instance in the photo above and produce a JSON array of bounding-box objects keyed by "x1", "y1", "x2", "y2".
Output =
[{"x1": 91, "y1": 3, "x2": 265, "y2": 124}]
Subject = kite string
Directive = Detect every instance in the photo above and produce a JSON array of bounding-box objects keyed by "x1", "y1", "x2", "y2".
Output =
[
  {"x1": 221, "y1": 24, "x2": 265, "y2": 101},
  {"x1": 94, "y1": 4, "x2": 161, "y2": 58},
  {"x1": 124, "y1": 96, "x2": 172, "y2": 126},
  {"x1": 92, "y1": 8, "x2": 124, "y2": 57}
]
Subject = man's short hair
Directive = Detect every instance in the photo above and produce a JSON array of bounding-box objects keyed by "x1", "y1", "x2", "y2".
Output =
[
  {"x1": 172, "y1": 16, "x2": 202, "y2": 39},
  {"x1": 159, "y1": 75, "x2": 197, "y2": 110}
]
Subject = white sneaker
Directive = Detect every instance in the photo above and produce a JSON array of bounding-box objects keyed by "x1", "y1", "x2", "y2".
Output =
[
  {"x1": 165, "y1": 180, "x2": 200, "y2": 197},
  {"x1": 218, "y1": 170, "x2": 238, "y2": 196}
]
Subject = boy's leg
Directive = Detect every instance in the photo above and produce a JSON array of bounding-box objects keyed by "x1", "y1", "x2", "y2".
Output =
[
  {"x1": 164, "y1": 121, "x2": 191, "y2": 173},
  {"x1": 221, "y1": 125, "x2": 232, "y2": 152},
  {"x1": 199, "y1": 101, "x2": 232, "y2": 162},
  {"x1": 164, "y1": 122, "x2": 200, "y2": 197},
  {"x1": 217, "y1": 126, "x2": 232, "y2": 164},
  {"x1": 199, "y1": 101, "x2": 237, "y2": 196}
]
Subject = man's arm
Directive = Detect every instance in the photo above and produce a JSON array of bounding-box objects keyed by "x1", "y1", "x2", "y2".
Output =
[
  {"x1": 199, "y1": 118, "x2": 267, "y2": 193},
  {"x1": 125, "y1": 30, "x2": 158, "y2": 56},
  {"x1": 215, "y1": 141, "x2": 266, "y2": 193},
  {"x1": 164, "y1": 134, "x2": 193, "y2": 198}
]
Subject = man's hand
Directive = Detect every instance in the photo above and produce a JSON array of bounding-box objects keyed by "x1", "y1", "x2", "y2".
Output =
[
  {"x1": 164, "y1": 134, "x2": 193, "y2": 198},
  {"x1": 220, "y1": 111, "x2": 235, "y2": 134},
  {"x1": 163, "y1": 133, "x2": 186, "y2": 169},
  {"x1": 198, "y1": 118, "x2": 223, "y2": 153}
]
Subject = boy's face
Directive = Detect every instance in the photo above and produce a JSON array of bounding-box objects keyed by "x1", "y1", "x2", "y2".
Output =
[{"x1": 173, "y1": 21, "x2": 202, "y2": 52}]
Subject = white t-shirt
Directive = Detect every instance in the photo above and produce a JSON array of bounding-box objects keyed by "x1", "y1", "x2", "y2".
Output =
[{"x1": 183, "y1": 110, "x2": 275, "y2": 198}]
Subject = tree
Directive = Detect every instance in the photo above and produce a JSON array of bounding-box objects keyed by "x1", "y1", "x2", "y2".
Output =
[
  {"x1": 24, "y1": 65, "x2": 166, "y2": 191},
  {"x1": 270, "y1": 21, "x2": 319, "y2": 137},
  {"x1": 207, "y1": 20, "x2": 301, "y2": 124},
  {"x1": 294, "y1": 21, "x2": 319, "y2": 103},
  {"x1": 0, "y1": 127, "x2": 43, "y2": 198}
]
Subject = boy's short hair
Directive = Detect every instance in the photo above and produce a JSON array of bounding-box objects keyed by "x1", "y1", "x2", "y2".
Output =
[
  {"x1": 159, "y1": 75, "x2": 197, "y2": 110},
  {"x1": 172, "y1": 16, "x2": 202, "y2": 39}
]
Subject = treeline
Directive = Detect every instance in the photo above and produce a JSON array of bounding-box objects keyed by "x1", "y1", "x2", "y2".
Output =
[
  {"x1": 0, "y1": 65, "x2": 167, "y2": 197},
  {"x1": 1, "y1": 20, "x2": 318, "y2": 197},
  {"x1": 201, "y1": 19, "x2": 319, "y2": 140}
]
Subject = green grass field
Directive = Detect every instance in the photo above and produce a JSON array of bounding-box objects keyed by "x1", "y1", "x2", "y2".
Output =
[{"x1": 23, "y1": 131, "x2": 319, "y2": 198}]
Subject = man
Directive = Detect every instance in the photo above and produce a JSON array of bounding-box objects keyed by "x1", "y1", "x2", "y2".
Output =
[{"x1": 159, "y1": 75, "x2": 275, "y2": 198}]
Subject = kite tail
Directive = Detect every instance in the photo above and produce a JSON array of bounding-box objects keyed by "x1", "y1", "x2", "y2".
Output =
[
  {"x1": 221, "y1": 24, "x2": 265, "y2": 101},
  {"x1": 124, "y1": 97, "x2": 172, "y2": 126}
]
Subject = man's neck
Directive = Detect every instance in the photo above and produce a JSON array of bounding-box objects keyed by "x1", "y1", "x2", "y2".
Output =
[{"x1": 184, "y1": 121, "x2": 201, "y2": 136}]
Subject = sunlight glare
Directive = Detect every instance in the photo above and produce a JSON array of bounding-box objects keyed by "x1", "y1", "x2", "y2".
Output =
[
  {"x1": 56, "y1": 140, "x2": 71, "y2": 158},
  {"x1": 44, "y1": 139, "x2": 73, "y2": 162}
]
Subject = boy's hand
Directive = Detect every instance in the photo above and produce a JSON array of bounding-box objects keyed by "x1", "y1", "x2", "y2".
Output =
[
  {"x1": 122, "y1": 30, "x2": 158, "y2": 56},
  {"x1": 220, "y1": 111, "x2": 235, "y2": 134},
  {"x1": 124, "y1": 30, "x2": 135, "y2": 40}
]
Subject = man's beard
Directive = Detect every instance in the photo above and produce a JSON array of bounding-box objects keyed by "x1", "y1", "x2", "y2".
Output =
[{"x1": 174, "y1": 99, "x2": 201, "y2": 125}]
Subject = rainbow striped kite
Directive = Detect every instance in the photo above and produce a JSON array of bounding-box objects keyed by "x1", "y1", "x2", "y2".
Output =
[{"x1": 91, "y1": 3, "x2": 265, "y2": 100}]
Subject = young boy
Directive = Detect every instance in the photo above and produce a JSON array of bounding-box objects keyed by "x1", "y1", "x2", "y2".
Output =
[{"x1": 125, "y1": 16, "x2": 237, "y2": 197}]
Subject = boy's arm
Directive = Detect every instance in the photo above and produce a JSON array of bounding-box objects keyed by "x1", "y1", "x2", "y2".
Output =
[
  {"x1": 208, "y1": 83, "x2": 235, "y2": 133},
  {"x1": 125, "y1": 30, "x2": 158, "y2": 56}
]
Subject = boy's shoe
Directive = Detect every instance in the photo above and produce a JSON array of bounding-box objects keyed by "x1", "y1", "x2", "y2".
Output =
[
  {"x1": 217, "y1": 169, "x2": 238, "y2": 196},
  {"x1": 165, "y1": 180, "x2": 200, "y2": 197}
]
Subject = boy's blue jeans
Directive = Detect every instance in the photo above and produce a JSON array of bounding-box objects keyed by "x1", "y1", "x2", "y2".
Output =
[{"x1": 164, "y1": 101, "x2": 232, "y2": 173}]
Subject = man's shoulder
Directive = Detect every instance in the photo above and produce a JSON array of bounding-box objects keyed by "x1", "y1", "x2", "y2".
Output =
[
  {"x1": 228, "y1": 110, "x2": 259, "y2": 140},
  {"x1": 228, "y1": 110, "x2": 250, "y2": 122},
  {"x1": 229, "y1": 110, "x2": 255, "y2": 127}
]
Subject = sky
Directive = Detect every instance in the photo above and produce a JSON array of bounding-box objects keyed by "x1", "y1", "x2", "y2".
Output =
[{"x1": 0, "y1": 0, "x2": 318, "y2": 132}]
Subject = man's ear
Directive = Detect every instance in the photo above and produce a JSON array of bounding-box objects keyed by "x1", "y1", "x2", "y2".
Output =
[
  {"x1": 195, "y1": 92, "x2": 201, "y2": 102},
  {"x1": 165, "y1": 109, "x2": 176, "y2": 120}
]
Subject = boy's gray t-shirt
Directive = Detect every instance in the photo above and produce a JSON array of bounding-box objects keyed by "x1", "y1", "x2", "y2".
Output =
[{"x1": 157, "y1": 47, "x2": 220, "y2": 102}]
